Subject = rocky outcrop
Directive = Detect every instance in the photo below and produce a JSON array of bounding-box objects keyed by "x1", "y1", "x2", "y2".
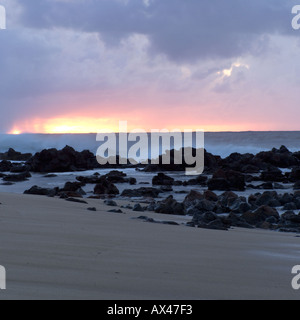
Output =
[
  {"x1": 207, "y1": 169, "x2": 245, "y2": 191},
  {"x1": 26, "y1": 146, "x2": 100, "y2": 172},
  {"x1": 0, "y1": 148, "x2": 32, "y2": 161}
]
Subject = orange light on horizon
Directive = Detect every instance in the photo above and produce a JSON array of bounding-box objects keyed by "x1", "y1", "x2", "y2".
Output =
[
  {"x1": 7, "y1": 116, "x2": 268, "y2": 134},
  {"x1": 9, "y1": 129, "x2": 22, "y2": 135}
]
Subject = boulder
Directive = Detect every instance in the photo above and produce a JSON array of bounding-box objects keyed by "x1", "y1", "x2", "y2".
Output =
[
  {"x1": 225, "y1": 212, "x2": 254, "y2": 229},
  {"x1": 3, "y1": 172, "x2": 31, "y2": 182},
  {"x1": 254, "y1": 191, "x2": 281, "y2": 207},
  {"x1": 0, "y1": 160, "x2": 12, "y2": 172},
  {"x1": 133, "y1": 203, "x2": 144, "y2": 212},
  {"x1": 154, "y1": 195, "x2": 184, "y2": 215},
  {"x1": 260, "y1": 167, "x2": 285, "y2": 182},
  {"x1": 192, "y1": 211, "x2": 228, "y2": 230},
  {"x1": 208, "y1": 169, "x2": 245, "y2": 191},
  {"x1": 94, "y1": 178, "x2": 119, "y2": 195},
  {"x1": 242, "y1": 206, "x2": 279, "y2": 226},
  {"x1": 24, "y1": 185, "x2": 59, "y2": 197},
  {"x1": 152, "y1": 173, "x2": 174, "y2": 186}
]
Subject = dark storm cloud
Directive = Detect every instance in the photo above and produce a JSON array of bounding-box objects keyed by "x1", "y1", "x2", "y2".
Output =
[{"x1": 18, "y1": 0, "x2": 296, "y2": 62}]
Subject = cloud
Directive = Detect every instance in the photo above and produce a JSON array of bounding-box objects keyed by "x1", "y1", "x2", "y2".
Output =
[
  {"x1": 1, "y1": 0, "x2": 300, "y2": 133},
  {"x1": 17, "y1": 0, "x2": 296, "y2": 62}
]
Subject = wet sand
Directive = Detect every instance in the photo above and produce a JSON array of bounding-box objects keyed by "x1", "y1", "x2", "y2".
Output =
[{"x1": 0, "y1": 192, "x2": 299, "y2": 300}]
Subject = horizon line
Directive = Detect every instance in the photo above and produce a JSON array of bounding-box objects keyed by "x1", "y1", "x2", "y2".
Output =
[{"x1": 4, "y1": 130, "x2": 300, "y2": 135}]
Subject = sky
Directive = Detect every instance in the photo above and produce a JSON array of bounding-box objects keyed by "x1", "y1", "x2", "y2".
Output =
[{"x1": 1, "y1": 0, "x2": 300, "y2": 133}]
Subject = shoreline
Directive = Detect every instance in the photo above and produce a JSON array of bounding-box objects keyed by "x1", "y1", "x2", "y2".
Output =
[{"x1": 0, "y1": 192, "x2": 299, "y2": 300}]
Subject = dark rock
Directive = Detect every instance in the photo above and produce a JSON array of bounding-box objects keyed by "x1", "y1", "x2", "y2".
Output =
[
  {"x1": 283, "y1": 202, "x2": 297, "y2": 211},
  {"x1": 183, "y1": 190, "x2": 204, "y2": 208},
  {"x1": 155, "y1": 195, "x2": 184, "y2": 215},
  {"x1": 133, "y1": 216, "x2": 156, "y2": 223},
  {"x1": 279, "y1": 193, "x2": 295, "y2": 205},
  {"x1": 76, "y1": 175, "x2": 104, "y2": 184},
  {"x1": 104, "y1": 170, "x2": 130, "y2": 183},
  {"x1": 254, "y1": 191, "x2": 281, "y2": 207},
  {"x1": 183, "y1": 175, "x2": 208, "y2": 186},
  {"x1": 207, "y1": 178, "x2": 230, "y2": 191},
  {"x1": 229, "y1": 198, "x2": 251, "y2": 214},
  {"x1": 0, "y1": 160, "x2": 12, "y2": 172},
  {"x1": 0, "y1": 148, "x2": 32, "y2": 161},
  {"x1": 226, "y1": 212, "x2": 254, "y2": 229},
  {"x1": 121, "y1": 187, "x2": 161, "y2": 198},
  {"x1": 133, "y1": 203, "x2": 144, "y2": 212},
  {"x1": 128, "y1": 177, "x2": 137, "y2": 185},
  {"x1": 144, "y1": 149, "x2": 219, "y2": 173},
  {"x1": 1, "y1": 182, "x2": 14, "y2": 186},
  {"x1": 221, "y1": 152, "x2": 255, "y2": 172},
  {"x1": 242, "y1": 206, "x2": 279, "y2": 226},
  {"x1": 192, "y1": 211, "x2": 228, "y2": 230},
  {"x1": 294, "y1": 181, "x2": 300, "y2": 190},
  {"x1": 94, "y1": 177, "x2": 119, "y2": 195},
  {"x1": 152, "y1": 173, "x2": 174, "y2": 186},
  {"x1": 241, "y1": 164, "x2": 260, "y2": 173},
  {"x1": 3, "y1": 172, "x2": 31, "y2": 182},
  {"x1": 259, "y1": 182, "x2": 273, "y2": 190},
  {"x1": 162, "y1": 221, "x2": 180, "y2": 226},
  {"x1": 108, "y1": 209, "x2": 123, "y2": 213},
  {"x1": 24, "y1": 185, "x2": 59, "y2": 197},
  {"x1": 87, "y1": 207, "x2": 97, "y2": 211},
  {"x1": 194, "y1": 199, "x2": 216, "y2": 213},
  {"x1": 288, "y1": 168, "x2": 300, "y2": 182},
  {"x1": 273, "y1": 182, "x2": 284, "y2": 189},
  {"x1": 104, "y1": 199, "x2": 117, "y2": 206},
  {"x1": 208, "y1": 169, "x2": 245, "y2": 191},
  {"x1": 62, "y1": 181, "x2": 86, "y2": 192},
  {"x1": 10, "y1": 165, "x2": 30, "y2": 173},
  {"x1": 260, "y1": 167, "x2": 285, "y2": 182},
  {"x1": 265, "y1": 216, "x2": 278, "y2": 224},
  {"x1": 277, "y1": 211, "x2": 300, "y2": 232},
  {"x1": 253, "y1": 146, "x2": 299, "y2": 168},
  {"x1": 60, "y1": 191, "x2": 84, "y2": 198},
  {"x1": 280, "y1": 211, "x2": 300, "y2": 224},
  {"x1": 203, "y1": 190, "x2": 218, "y2": 202},
  {"x1": 160, "y1": 185, "x2": 173, "y2": 192},
  {"x1": 27, "y1": 145, "x2": 100, "y2": 173},
  {"x1": 218, "y1": 191, "x2": 239, "y2": 208}
]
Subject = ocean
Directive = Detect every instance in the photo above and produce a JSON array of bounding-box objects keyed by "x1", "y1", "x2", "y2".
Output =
[{"x1": 1, "y1": 131, "x2": 300, "y2": 158}]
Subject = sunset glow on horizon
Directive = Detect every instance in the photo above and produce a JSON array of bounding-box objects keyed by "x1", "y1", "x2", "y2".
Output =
[{"x1": 6, "y1": 116, "x2": 273, "y2": 134}]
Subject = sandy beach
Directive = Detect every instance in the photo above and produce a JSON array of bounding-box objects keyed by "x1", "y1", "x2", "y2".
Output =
[{"x1": 0, "y1": 192, "x2": 299, "y2": 300}]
